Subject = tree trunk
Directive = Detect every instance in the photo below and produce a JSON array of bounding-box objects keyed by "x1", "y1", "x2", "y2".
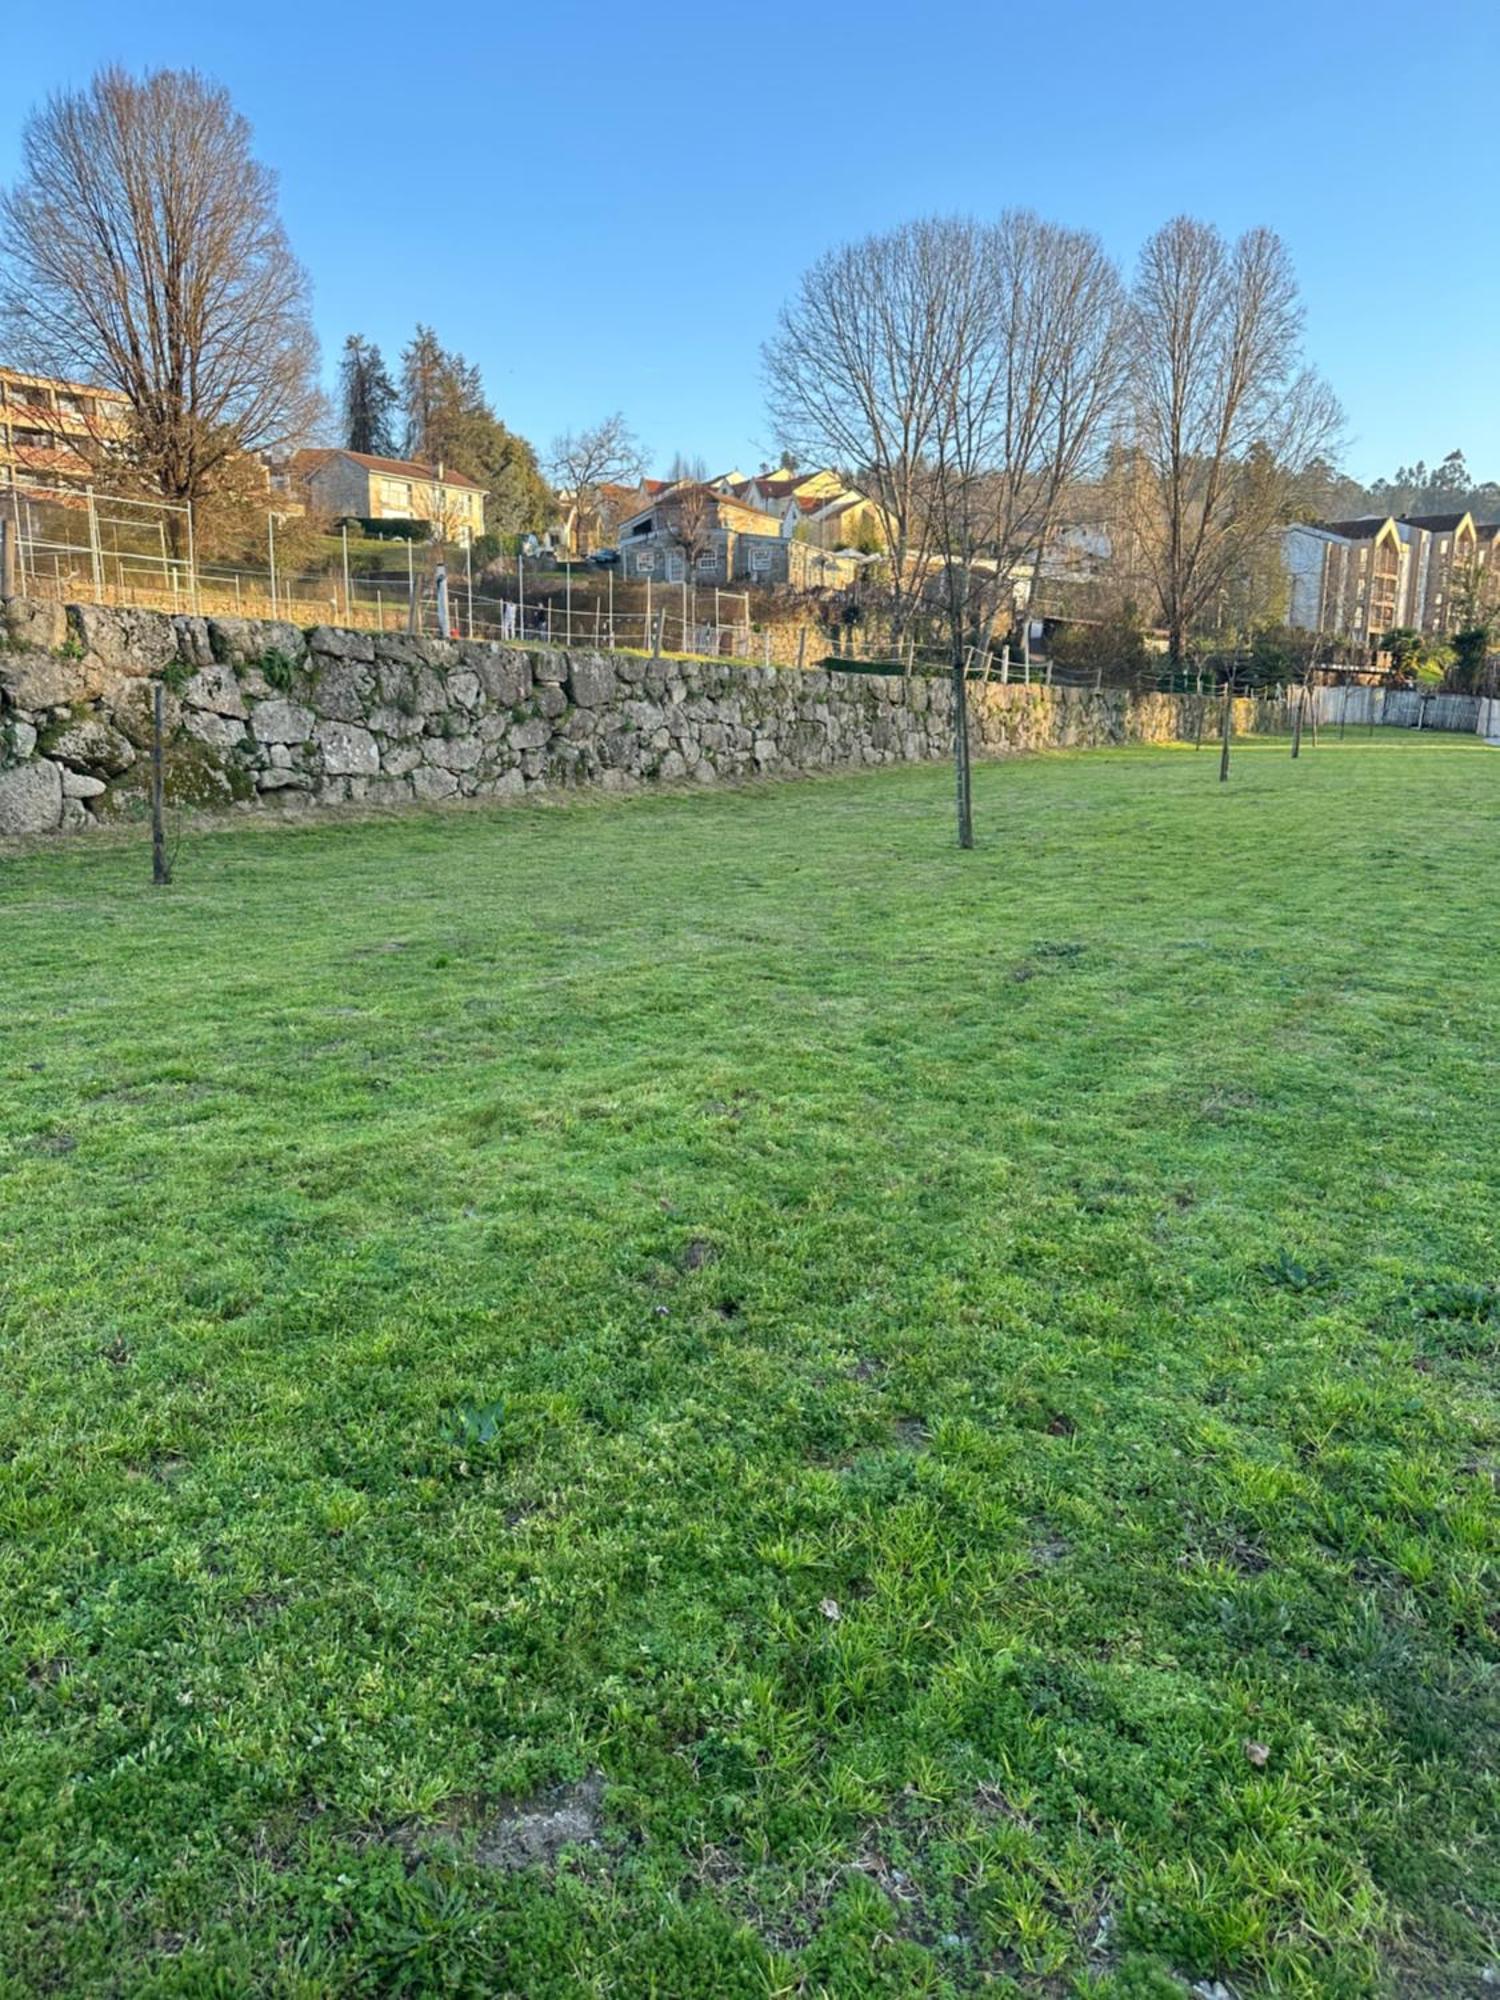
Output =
[
  {"x1": 1291, "y1": 690, "x2": 1303, "y2": 758},
  {"x1": 1219, "y1": 678, "x2": 1233, "y2": 783},
  {"x1": 951, "y1": 656, "x2": 974, "y2": 849}
]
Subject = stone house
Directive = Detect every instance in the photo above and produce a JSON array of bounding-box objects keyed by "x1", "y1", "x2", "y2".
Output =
[{"x1": 616, "y1": 483, "x2": 783, "y2": 584}]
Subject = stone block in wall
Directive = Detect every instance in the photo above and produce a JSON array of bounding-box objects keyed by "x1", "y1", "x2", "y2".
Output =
[
  {"x1": 183, "y1": 710, "x2": 246, "y2": 753},
  {"x1": 307, "y1": 625, "x2": 374, "y2": 664},
  {"x1": 45, "y1": 717, "x2": 137, "y2": 776},
  {"x1": 448, "y1": 671, "x2": 481, "y2": 710},
  {"x1": 380, "y1": 741, "x2": 424, "y2": 777},
  {"x1": 373, "y1": 661, "x2": 445, "y2": 714},
  {"x1": 0, "y1": 649, "x2": 88, "y2": 711},
  {"x1": 3, "y1": 598, "x2": 68, "y2": 652},
  {"x1": 256, "y1": 767, "x2": 312, "y2": 792},
  {"x1": 107, "y1": 681, "x2": 182, "y2": 751},
  {"x1": 425, "y1": 733, "x2": 483, "y2": 773},
  {"x1": 315, "y1": 720, "x2": 380, "y2": 776},
  {"x1": 311, "y1": 660, "x2": 373, "y2": 723},
  {"x1": 250, "y1": 697, "x2": 316, "y2": 744},
  {"x1": 69, "y1": 604, "x2": 177, "y2": 680},
  {"x1": 471, "y1": 651, "x2": 530, "y2": 707},
  {"x1": 535, "y1": 682, "x2": 567, "y2": 720},
  {"x1": 509, "y1": 716, "x2": 551, "y2": 751},
  {"x1": 367, "y1": 705, "x2": 424, "y2": 741},
  {"x1": 0, "y1": 757, "x2": 63, "y2": 834},
  {"x1": 209, "y1": 617, "x2": 306, "y2": 669},
  {"x1": 173, "y1": 615, "x2": 214, "y2": 669},
  {"x1": 61, "y1": 769, "x2": 107, "y2": 799},
  {"x1": 181, "y1": 661, "x2": 247, "y2": 719},
  {"x1": 567, "y1": 653, "x2": 617, "y2": 708},
  {"x1": 373, "y1": 635, "x2": 427, "y2": 670},
  {"x1": 532, "y1": 650, "x2": 567, "y2": 683},
  {"x1": 411, "y1": 764, "x2": 460, "y2": 801}
]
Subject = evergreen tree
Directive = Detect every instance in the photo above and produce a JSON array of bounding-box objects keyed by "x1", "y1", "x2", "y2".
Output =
[
  {"x1": 338, "y1": 334, "x2": 398, "y2": 457},
  {"x1": 399, "y1": 325, "x2": 447, "y2": 463},
  {"x1": 397, "y1": 325, "x2": 551, "y2": 534}
]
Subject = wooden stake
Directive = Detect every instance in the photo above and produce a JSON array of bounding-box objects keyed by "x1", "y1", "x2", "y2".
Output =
[
  {"x1": 1219, "y1": 679, "x2": 1233, "y2": 783},
  {"x1": 151, "y1": 682, "x2": 171, "y2": 885}
]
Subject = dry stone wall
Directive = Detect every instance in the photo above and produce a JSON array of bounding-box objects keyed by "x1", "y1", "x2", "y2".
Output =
[{"x1": 0, "y1": 598, "x2": 1278, "y2": 837}]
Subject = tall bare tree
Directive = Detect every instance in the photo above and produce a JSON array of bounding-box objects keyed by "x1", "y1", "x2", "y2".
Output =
[
  {"x1": 0, "y1": 67, "x2": 322, "y2": 530},
  {"x1": 765, "y1": 224, "x2": 950, "y2": 643},
  {"x1": 547, "y1": 413, "x2": 647, "y2": 554},
  {"x1": 1126, "y1": 217, "x2": 1341, "y2": 668},
  {"x1": 769, "y1": 213, "x2": 1126, "y2": 847}
]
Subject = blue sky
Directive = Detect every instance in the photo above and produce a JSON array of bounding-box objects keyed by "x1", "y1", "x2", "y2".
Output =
[{"x1": 3, "y1": 0, "x2": 1497, "y2": 485}]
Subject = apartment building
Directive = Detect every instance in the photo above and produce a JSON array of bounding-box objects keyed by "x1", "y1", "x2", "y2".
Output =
[
  {"x1": 1400, "y1": 513, "x2": 1480, "y2": 633},
  {"x1": 0, "y1": 366, "x2": 130, "y2": 492},
  {"x1": 1283, "y1": 510, "x2": 1490, "y2": 643}
]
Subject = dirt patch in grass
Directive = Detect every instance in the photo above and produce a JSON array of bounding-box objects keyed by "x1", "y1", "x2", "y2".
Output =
[{"x1": 399, "y1": 1774, "x2": 606, "y2": 1875}]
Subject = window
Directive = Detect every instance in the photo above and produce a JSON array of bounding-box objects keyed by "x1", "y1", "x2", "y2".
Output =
[
  {"x1": 750, "y1": 545, "x2": 772, "y2": 574},
  {"x1": 695, "y1": 550, "x2": 717, "y2": 574},
  {"x1": 634, "y1": 547, "x2": 658, "y2": 574}
]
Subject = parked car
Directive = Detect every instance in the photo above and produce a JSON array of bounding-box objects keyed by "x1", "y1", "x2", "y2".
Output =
[{"x1": 588, "y1": 547, "x2": 621, "y2": 567}]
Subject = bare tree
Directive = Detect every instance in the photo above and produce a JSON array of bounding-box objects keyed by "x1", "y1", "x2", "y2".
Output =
[
  {"x1": 0, "y1": 67, "x2": 322, "y2": 531},
  {"x1": 766, "y1": 214, "x2": 1126, "y2": 845},
  {"x1": 547, "y1": 413, "x2": 647, "y2": 555},
  {"x1": 662, "y1": 482, "x2": 715, "y2": 582},
  {"x1": 765, "y1": 224, "x2": 950, "y2": 644},
  {"x1": 1126, "y1": 217, "x2": 1341, "y2": 669}
]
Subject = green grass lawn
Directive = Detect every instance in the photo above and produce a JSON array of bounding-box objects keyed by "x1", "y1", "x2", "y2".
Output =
[{"x1": 1, "y1": 737, "x2": 1496, "y2": 1998}]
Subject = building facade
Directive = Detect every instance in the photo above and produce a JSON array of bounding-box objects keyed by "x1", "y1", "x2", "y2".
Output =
[
  {"x1": 1282, "y1": 511, "x2": 1492, "y2": 644},
  {"x1": 0, "y1": 367, "x2": 131, "y2": 493},
  {"x1": 291, "y1": 449, "x2": 487, "y2": 544}
]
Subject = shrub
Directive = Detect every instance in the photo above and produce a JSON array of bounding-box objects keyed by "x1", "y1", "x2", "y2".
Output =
[{"x1": 258, "y1": 648, "x2": 298, "y2": 692}]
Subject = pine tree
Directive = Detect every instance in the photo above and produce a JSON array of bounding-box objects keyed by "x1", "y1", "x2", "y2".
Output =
[
  {"x1": 397, "y1": 326, "x2": 552, "y2": 534},
  {"x1": 338, "y1": 335, "x2": 398, "y2": 457},
  {"x1": 400, "y1": 326, "x2": 448, "y2": 463}
]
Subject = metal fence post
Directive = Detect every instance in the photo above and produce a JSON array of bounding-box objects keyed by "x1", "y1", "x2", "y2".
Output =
[
  {"x1": 85, "y1": 485, "x2": 104, "y2": 594},
  {"x1": 185, "y1": 502, "x2": 199, "y2": 614}
]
